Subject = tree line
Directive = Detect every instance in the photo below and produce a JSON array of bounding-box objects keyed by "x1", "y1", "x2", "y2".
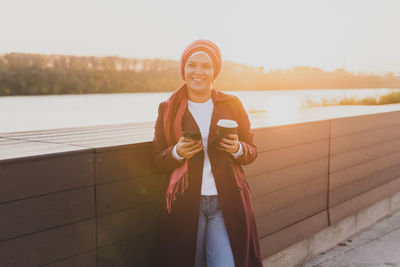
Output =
[{"x1": 0, "y1": 53, "x2": 399, "y2": 96}]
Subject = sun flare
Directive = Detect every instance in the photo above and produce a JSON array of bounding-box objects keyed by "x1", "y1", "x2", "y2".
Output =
[{"x1": 265, "y1": 95, "x2": 301, "y2": 125}]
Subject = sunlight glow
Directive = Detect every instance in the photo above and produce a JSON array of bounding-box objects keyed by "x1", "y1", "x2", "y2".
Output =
[{"x1": 265, "y1": 95, "x2": 301, "y2": 125}]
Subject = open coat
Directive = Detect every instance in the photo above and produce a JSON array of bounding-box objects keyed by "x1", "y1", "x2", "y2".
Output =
[{"x1": 151, "y1": 89, "x2": 263, "y2": 267}]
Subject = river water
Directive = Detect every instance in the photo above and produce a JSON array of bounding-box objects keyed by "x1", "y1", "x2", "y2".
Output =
[{"x1": 1, "y1": 88, "x2": 400, "y2": 133}]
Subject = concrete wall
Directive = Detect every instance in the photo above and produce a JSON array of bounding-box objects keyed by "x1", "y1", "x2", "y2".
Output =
[{"x1": 0, "y1": 111, "x2": 399, "y2": 266}]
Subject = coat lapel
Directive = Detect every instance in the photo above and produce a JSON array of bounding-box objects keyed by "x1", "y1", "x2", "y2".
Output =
[
  {"x1": 182, "y1": 107, "x2": 200, "y2": 132},
  {"x1": 207, "y1": 89, "x2": 237, "y2": 149},
  {"x1": 207, "y1": 101, "x2": 219, "y2": 149}
]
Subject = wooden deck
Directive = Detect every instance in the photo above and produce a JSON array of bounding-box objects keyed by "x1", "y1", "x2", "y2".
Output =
[{"x1": 1, "y1": 111, "x2": 400, "y2": 266}]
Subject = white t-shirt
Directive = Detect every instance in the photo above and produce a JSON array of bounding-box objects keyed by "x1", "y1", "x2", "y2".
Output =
[{"x1": 172, "y1": 98, "x2": 243, "y2": 195}]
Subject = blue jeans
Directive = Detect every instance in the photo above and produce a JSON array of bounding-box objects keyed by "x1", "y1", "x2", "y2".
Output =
[{"x1": 194, "y1": 195, "x2": 235, "y2": 267}]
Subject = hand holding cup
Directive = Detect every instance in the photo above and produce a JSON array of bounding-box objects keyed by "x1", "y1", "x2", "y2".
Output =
[
  {"x1": 216, "y1": 119, "x2": 239, "y2": 154},
  {"x1": 218, "y1": 134, "x2": 240, "y2": 153}
]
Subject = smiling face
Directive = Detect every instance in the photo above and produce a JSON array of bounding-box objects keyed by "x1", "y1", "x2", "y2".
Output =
[{"x1": 184, "y1": 52, "x2": 215, "y2": 98}]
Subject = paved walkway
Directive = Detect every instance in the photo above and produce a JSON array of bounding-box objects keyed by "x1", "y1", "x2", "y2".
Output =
[{"x1": 303, "y1": 210, "x2": 400, "y2": 267}]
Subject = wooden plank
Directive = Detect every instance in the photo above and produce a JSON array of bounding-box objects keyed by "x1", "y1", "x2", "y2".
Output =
[
  {"x1": 0, "y1": 124, "x2": 117, "y2": 136},
  {"x1": 329, "y1": 176, "x2": 400, "y2": 224},
  {"x1": 96, "y1": 174, "x2": 164, "y2": 216},
  {"x1": 97, "y1": 232, "x2": 156, "y2": 267},
  {"x1": 0, "y1": 139, "x2": 26, "y2": 145},
  {"x1": 44, "y1": 251, "x2": 96, "y2": 267},
  {"x1": 0, "y1": 121, "x2": 154, "y2": 137},
  {"x1": 23, "y1": 128, "x2": 153, "y2": 143},
  {"x1": 331, "y1": 111, "x2": 400, "y2": 137},
  {"x1": 0, "y1": 141, "x2": 88, "y2": 162},
  {"x1": 2, "y1": 129, "x2": 153, "y2": 149},
  {"x1": 0, "y1": 140, "x2": 31, "y2": 148},
  {"x1": 243, "y1": 140, "x2": 329, "y2": 178},
  {"x1": 2, "y1": 127, "x2": 146, "y2": 140},
  {"x1": 330, "y1": 137, "x2": 400, "y2": 173},
  {"x1": 248, "y1": 158, "x2": 328, "y2": 198},
  {"x1": 0, "y1": 219, "x2": 96, "y2": 267},
  {"x1": 60, "y1": 133, "x2": 153, "y2": 147},
  {"x1": 0, "y1": 187, "x2": 95, "y2": 242},
  {"x1": 259, "y1": 211, "x2": 328, "y2": 258},
  {"x1": 253, "y1": 120, "x2": 329, "y2": 152},
  {"x1": 329, "y1": 164, "x2": 400, "y2": 207},
  {"x1": 78, "y1": 137, "x2": 152, "y2": 148},
  {"x1": 95, "y1": 144, "x2": 153, "y2": 184},
  {"x1": 253, "y1": 175, "x2": 327, "y2": 219},
  {"x1": 8, "y1": 125, "x2": 152, "y2": 139},
  {"x1": 331, "y1": 124, "x2": 400, "y2": 155},
  {"x1": 330, "y1": 150, "x2": 400, "y2": 190},
  {"x1": 97, "y1": 204, "x2": 159, "y2": 247},
  {"x1": 0, "y1": 125, "x2": 154, "y2": 147},
  {"x1": 256, "y1": 193, "x2": 327, "y2": 237},
  {"x1": 0, "y1": 152, "x2": 94, "y2": 203}
]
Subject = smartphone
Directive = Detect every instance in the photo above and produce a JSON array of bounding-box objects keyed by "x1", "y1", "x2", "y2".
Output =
[{"x1": 183, "y1": 130, "x2": 202, "y2": 140}]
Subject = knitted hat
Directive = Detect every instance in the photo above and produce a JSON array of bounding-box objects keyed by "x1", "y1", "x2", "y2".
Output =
[{"x1": 179, "y1": 39, "x2": 222, "y2": 81}]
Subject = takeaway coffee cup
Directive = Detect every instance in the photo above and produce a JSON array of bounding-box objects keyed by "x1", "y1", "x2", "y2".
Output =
[{"x1": 217, "y1": 119, "x2": 238, "y2": 141}]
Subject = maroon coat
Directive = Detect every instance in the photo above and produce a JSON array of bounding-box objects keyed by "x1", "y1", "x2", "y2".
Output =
[{"x1": 151, "y1": 89, "x2": 263, "y2": 267}]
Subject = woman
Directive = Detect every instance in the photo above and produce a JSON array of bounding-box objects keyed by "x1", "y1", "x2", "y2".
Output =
[{"x1": 151, "y1": 39, "x2": 263, "y2": 267}]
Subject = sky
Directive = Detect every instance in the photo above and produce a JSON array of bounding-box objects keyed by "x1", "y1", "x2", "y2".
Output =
[{"x1": 1, "y1": 0, "x2": 399, "y2": 74}]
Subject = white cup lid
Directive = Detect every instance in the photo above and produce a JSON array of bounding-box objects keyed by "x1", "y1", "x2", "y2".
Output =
[{"x1": 217, "y1": 119, "x2": 238, "y2": 128}]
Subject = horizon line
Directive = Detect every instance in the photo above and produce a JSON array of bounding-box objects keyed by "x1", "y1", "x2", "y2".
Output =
[{"x1": 1, "y1": 50, "x2": 399, "y2": 76}]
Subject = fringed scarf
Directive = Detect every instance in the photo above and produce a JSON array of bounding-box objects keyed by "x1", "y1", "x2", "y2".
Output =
[{"x1": 163, "y1": 83, "x2": 189, "y2": 214}]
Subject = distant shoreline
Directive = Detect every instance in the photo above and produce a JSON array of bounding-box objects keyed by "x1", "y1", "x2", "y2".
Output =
[
  {"x1": 2, "y1": 87, "x2": 400, "y2": 98},
  {"x1": 1, "y1": 53, "x2": 399, "y2": 97}
]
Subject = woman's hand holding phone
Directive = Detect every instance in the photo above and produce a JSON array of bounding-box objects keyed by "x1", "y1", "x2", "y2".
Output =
[{"x1": 176, "y1": 137, "x2": 203, "y2": 159}]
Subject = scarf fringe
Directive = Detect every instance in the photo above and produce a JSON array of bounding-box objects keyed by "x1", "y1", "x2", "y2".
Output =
[
  {"x1": 166, "y1": 168, "x2": 189, "y2": 214},
  {"x1": 162, "y1": 84, "x2": 190, "y2": 214}
]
